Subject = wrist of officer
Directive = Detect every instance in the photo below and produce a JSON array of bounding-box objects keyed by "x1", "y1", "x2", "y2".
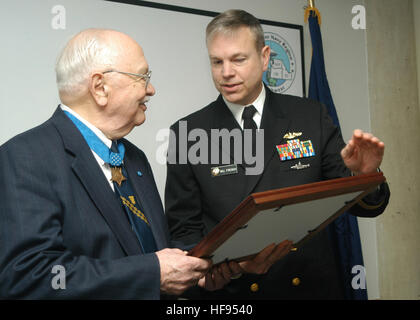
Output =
[{"x1": 351, "y1": 167, "x2": 381, "y2": 176}]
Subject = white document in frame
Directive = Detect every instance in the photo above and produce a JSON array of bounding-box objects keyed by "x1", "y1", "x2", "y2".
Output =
[{"x1": 211, "y1": 191, "x2": 362, "y2": 264}]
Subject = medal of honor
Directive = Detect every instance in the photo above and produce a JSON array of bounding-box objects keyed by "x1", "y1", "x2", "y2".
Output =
[{"x1": 111, "y1": 166, "x2": 127, "y2": 186}]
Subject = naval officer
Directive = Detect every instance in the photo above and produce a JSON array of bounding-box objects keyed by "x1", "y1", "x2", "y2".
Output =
[{"x1": 165, "y1": 10, "x2": 390, "y2": 299}]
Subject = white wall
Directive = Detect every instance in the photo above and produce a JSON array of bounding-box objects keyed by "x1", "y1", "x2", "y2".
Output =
[
  {"x1": 414, "y1": 0, "x2": 420, "y2": 109},
  {"x1": 366, "y1": 0, "x2": 420, "y2": 299},
  {"x1": 0, "y1": 0, "x2": 380, "y2": 298}
]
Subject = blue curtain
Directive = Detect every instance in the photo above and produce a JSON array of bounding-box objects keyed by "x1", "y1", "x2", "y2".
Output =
[{"x1": 307, "y1": 10, "x2": 367, "y2": 300}]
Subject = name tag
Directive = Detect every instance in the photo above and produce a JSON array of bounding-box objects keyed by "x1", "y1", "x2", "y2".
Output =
[{"x1": 211, "y1": 164, "x2": 238, "y2": 177}]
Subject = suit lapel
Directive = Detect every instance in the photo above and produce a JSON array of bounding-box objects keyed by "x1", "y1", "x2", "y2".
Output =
[
  {"x1": 123, "y1": 149, "x2": 169, "y2": 250},
  {"x1": 51, "y1": 107, "x2": 142, "y2": 256}
]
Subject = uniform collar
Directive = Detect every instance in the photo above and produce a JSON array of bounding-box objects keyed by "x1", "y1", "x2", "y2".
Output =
[{"x1": 223, "y1": 84, "x2": 265, "y2": 128}]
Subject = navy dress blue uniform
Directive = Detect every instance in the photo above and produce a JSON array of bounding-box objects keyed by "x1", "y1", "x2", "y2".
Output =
[
  {"x1": 0, "y1": 107, "x2": 170, "y2": 299},
  {"x1": 165, "y1": 87, "x2": 390, "y2": 299}
]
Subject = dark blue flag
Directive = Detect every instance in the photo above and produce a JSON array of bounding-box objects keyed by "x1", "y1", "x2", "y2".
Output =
[{"x1": 307, "y1": 8, "x2": 367, "y2": 300}]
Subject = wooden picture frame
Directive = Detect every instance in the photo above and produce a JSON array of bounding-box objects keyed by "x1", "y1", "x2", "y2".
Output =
[{"x1": 188, "y1": 172, "x2": 385, "y2": 263}]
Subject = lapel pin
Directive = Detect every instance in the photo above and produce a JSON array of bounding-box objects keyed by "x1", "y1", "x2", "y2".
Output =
[{"x1": 137, "y1": 170, "x2": 143, "y2": 177}]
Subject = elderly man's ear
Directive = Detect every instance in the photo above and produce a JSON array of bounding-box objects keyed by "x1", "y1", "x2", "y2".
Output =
[{"x1": 90, "y1": 73, "x2": 109, "y2": 107}]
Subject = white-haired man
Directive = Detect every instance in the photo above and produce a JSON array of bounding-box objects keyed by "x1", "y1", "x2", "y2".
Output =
[{"x1": 0, "y1": 29, "x2": 211, "y2": 299}]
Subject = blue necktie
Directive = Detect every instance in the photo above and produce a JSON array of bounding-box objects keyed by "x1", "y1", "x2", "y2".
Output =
[{"x1": 110, "y1": 141, "x2": 157, "y2": 254}]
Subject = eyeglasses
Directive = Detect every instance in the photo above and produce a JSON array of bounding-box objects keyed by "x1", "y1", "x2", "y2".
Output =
[{"x1": 103, "y1": 70, "x2": 152, "y2": 88}]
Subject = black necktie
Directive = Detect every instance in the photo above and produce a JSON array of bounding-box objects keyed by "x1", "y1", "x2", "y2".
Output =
[
  {"x1": 111, "y1": 141, "x2": 157, "y2": 253},
  {"x1": 242, "y1": 105, "x2": 258, "y2": 130},
  {"x1": 242, "y1": 106, "x2": 258, "y2": 164}
]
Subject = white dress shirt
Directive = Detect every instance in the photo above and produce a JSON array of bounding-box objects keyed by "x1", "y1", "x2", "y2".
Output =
[
  {"x1": 223, "y1": 84, "x2": 266, "y2": 129},
  {"x1": 60, "y1": 104, "x2": 115, "y2": 191}
]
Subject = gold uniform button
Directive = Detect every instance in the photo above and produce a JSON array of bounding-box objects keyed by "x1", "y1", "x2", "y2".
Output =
[
  {"x1": 292, "y1": 277, "x2": 301, "y2": 286},
  {"x1": 250, "y1": 283, "x2": 259, "y2": 292}
]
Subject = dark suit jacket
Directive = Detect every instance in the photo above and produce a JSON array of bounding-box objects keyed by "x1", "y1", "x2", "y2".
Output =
[
  {"x1": 0, "y1": 107, "x2": 170, "y2": 299},
  {"x1": 165, "y1": 88, "x2": 390, "y2": 299}
]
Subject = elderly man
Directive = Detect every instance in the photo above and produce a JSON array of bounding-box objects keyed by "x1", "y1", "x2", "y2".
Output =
[
  {"x1": 0, "y1": 29, "x2": 211, "y2": 299},
  {"x1": 165, "y1": 10, "x2": 390, "y2": 299}
]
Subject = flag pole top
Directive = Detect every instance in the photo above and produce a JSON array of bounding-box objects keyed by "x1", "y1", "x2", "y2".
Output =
[{"x1": 304, "y1": 0, "x2": 321, "y2": 25}]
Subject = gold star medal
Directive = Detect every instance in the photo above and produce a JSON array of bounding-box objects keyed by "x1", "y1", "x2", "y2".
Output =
[{"x1": 111, "y1": 166, "x2": 127, "y2": 186}]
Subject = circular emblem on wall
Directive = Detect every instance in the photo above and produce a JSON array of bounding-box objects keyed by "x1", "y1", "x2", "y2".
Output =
[{"x1": 263, "y1": 32, "x2": 297, "y2": 93}]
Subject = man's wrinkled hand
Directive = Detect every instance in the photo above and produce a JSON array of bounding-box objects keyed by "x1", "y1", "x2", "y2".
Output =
[{"x1": 156, "y1": 248, "x2": 212, "y2": 296}]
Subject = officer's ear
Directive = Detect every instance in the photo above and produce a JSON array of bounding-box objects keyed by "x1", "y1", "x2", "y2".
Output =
[{"x1": 261, "y1": 45, "x2": 271, "y2": 72}]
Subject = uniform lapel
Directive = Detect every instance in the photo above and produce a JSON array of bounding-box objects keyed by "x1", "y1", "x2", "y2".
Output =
[
  {"x1": 51, "y1": 107, "x2": 142, "y2": 256},
  {"x1": 208, "y1": 91, "x2": 293, "y2": 198},
  {"x1": 260, "y1": 89, "x2": 291, "y2": 172},
  {"x1": 242, "y1": 88, "x2": 291, "y2": 196},
  {"x1": 210, "y1": 96, "x2": 245, "y2": 170}
]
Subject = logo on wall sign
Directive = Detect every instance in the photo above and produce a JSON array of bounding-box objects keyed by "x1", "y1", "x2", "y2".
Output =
[{"x1": 263, "y1": 32, "x2": 296, "y2": 93}]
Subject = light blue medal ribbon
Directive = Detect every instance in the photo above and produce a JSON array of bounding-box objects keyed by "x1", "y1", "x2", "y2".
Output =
[
  {"x1": 63, "y1": 111, "x2": 125, "y2": 165},
  {"x1": 64, "y1": 110, "x2": 157, "y2": 253}
]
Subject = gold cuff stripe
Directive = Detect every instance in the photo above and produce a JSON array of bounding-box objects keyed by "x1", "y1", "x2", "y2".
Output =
[
  {"x1": 120, "y1": 196, "x2": 149, "y2": 225},
  {"x1": 358, "y1": 198, "x2": 385, "y2": 210}
]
